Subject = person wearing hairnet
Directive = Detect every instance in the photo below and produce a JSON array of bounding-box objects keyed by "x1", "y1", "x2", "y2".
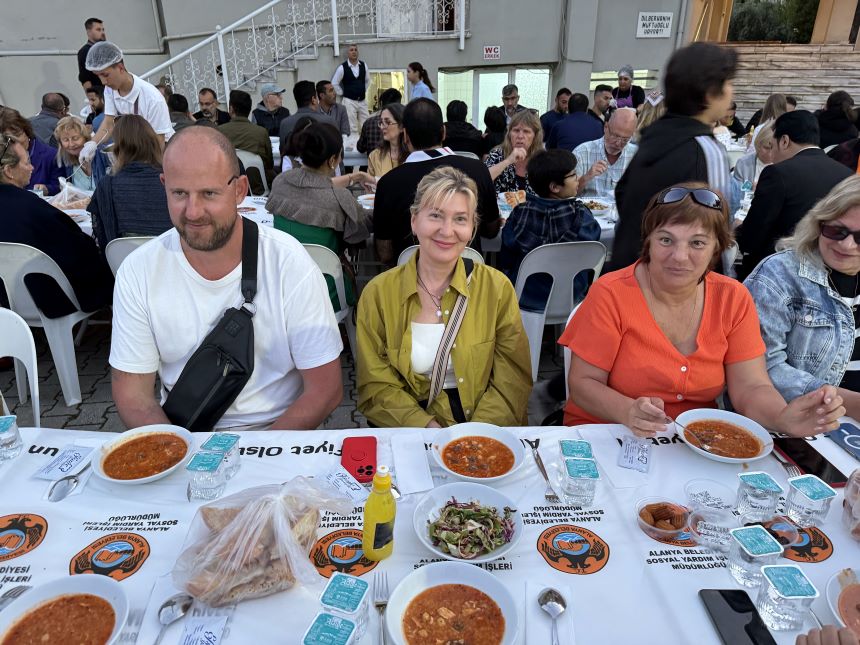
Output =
[
  {"x1": 79, "y1": 41, "x2": 174, "y2": 163},
  {"x1": 612, "y1": 64, "x2": 646, "y2": 112}
]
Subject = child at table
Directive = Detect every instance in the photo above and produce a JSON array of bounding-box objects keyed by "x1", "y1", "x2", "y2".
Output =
[{"x1": 500, "y1": 149, "x2": 601, "y2": 312}]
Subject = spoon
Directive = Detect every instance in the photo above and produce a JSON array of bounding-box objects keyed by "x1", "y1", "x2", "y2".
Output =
[
  {"x1": 153, "y1": 593, "x2": 193, "y2": 645},
  {"x1": 47, "y1": 462, "x2": 92, "y2": 502},
  {"x1": 538, "y1": 587, "x2": 567, "y2": 645},
  {"x1": 668, "y1": 418, "x2": 713, "y2": 452}
]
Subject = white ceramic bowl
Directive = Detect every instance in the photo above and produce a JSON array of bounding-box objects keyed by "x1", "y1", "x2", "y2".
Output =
[
  {"x1": 674, "y1": 409, "x2": 773, "y2": 464},
  {"x1": 826, "y1": 568, "x2": 860, "y2": 629},
  {"x1": 430, "y1": 423, "x2": 525, "y2": 483},
  {"x1": 0, "y1": 575, "x2": 128, "y2": 644},
  {"x1": 413, "y1": 482, "x2": 522, "y2": 563},
  {"x1": 385, "y1": 561, "x2": 518, "y2": 645},
  {"x1": 91, "y1": 424, "x2": 194, "y2": 485}
]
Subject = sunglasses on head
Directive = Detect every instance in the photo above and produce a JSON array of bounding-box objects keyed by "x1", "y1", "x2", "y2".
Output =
[
  {"x1": 820, "y1": 223, "x2": 860, "y2": 245},
  {"x1": 655, "y1": 187, "x2": 723, "y2": 211}
]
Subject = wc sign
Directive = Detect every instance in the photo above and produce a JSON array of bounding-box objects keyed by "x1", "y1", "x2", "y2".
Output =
[{"x1": 483, "y1": 45, "x2": 501, "y2": 60}]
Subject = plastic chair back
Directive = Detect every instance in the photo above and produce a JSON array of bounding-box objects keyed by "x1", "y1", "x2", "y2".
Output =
[
  {"x1": 105, "y1": 237, "x2": 156, "y2": 276},
  {"x1": 0, "y1": 308, "x2": 40, "y2": 427},
  {"x1": 235, "y1": 149, "x2": 269, "y2": 195},
  {"x1": 396, "y1": 245, "x2": 485, "y2": 266},
  {"x1": 0, "y1": 242, "x2": 83, "y2": 323},
  {"x1": 302, "y1": 244, "x2": 356, "y2": 359},
  {"x1": 722, "y1": 240, "x2": 740, "y2": 279},
  {"x1": 453, "y1": 151, "x2": 480, "y2": 160},
  {"x1": 562, "y1": 304, "x2": 582, "y2": 401}
]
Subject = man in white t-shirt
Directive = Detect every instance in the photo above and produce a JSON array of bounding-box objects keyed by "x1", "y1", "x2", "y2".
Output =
[
  {"x1": 109, "y1": 127, "x2": 344, "y2": 431},
  {"x1": 79, "y1": 41, "x2": 174, "y2": 163}
]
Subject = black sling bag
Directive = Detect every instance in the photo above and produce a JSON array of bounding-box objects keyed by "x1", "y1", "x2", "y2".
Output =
[{"x1": 162, "y1": 217, "x2": 259, "y2": 432}]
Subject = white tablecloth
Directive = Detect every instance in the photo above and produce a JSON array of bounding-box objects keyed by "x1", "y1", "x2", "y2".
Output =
[{"x1": 0, "y1": 425, "x2": 854, "y2": 645}]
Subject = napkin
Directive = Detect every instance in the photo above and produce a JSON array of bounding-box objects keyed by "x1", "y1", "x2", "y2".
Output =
[
  {"x1": 525, "y1": 581, "x2": 576, "y2": 645},
  {"x1": 582, "y1": 426, "x2": 650, "y2": 489},
  {"x1": 39, "y1": 439, "x2": 102, "y2": 501},
  {"x1": 390, "y1": 432, "x2": 434, "y2": 495}
]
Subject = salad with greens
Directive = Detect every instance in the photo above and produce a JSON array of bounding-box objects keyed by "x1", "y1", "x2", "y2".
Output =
[{"x1": 427, "y1": 497, "x2": 516, "y2": 559}]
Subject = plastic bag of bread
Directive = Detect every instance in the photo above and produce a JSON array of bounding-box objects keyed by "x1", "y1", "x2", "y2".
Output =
[
  {"x1": 47, "y1": 178, "x2": 92, "y2": 210},
  {"x1": 172, "y1": 476, "x2": 352, "y2": 606},
  {"x1": 845, "y1": 469, "x2": 860, "y2": 541}
]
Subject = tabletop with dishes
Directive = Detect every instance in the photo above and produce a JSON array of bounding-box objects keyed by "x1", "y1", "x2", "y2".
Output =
[{"x1": 0, "y1": 413, "x2": 857, "y2": 645}]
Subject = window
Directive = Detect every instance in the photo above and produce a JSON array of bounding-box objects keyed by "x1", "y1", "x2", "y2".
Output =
[{"x1": 367, "y1": 70, "x2": 406, "y2": 112}]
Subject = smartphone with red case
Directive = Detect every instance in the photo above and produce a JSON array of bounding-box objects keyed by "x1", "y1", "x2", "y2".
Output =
[{"x1": 341, "y1": 436, "x2": 377, "y2": 483}]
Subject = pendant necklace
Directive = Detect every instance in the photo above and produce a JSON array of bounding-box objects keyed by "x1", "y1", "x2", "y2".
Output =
[{"x1": 417, "y1": 272, "x2": 444, "y2": 318}]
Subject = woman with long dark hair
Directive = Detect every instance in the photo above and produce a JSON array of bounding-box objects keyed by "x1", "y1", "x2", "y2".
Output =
[
  {"x1": 368, "y1": 102, "x2": 407, "y2": 177},
  {"x1": 407, "y1": 62, "x2": 435, "y2": 100}
]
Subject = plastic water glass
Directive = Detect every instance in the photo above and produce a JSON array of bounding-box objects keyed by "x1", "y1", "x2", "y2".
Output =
[
  {"x1": 736, "y1": 471, "x2": 784, "y2": 516},
  {"x1": 186, "y1": 451, "x2": 227, "y2": 501},
  {"x1": 560, "y1": 458, "x2": 599, "y2": 506},
  {"x1": 728, "y1": 525, "x2": 784, "y2": 588},
  {"x1": 785, "y1": 475, "x2": 836, "y2": 528},
  {"x1": 302, "y1": 612, "x2": 355, "y2": 645},
  {"x1": 755, "y1": 565, "x2": 819, "y2": 631},
  {"x1": 200, "y1": 433, "x2": 241, "y2": 480},
  {"x1": 319, "y1": 572, "x2": 369, "y2": 641},
  {"x1": 689, "y1": 506, "x2": 738, "y2": 553},
  {"x1": 0, "y1": 415, "x2": 23, "y2": 463}
]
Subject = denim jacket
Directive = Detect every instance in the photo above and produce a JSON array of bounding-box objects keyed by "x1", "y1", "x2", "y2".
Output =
[{"x1": 744, "y1": 249, "x2": 855, "y2": 400}]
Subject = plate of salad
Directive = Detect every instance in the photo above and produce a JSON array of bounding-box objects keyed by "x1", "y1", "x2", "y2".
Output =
[{"x1": 413, "y1": 482, "x2": 522, "y2": 563}]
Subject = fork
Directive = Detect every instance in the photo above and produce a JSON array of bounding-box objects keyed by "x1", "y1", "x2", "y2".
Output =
[
  {"x1": 772, "y1": 448, "x2": 802, "y2": 479},
  {"x1": 0, "y1": 585, "x2": 31, "y2": 611},
  {"x1": 373, "y1": 571, "x2": 389, "y2": 645},
  {"x1": 532, "y1": 447, "x2": 560, "y2": 504}
]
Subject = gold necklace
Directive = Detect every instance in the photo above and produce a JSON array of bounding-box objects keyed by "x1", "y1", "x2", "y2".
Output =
[
  {"x1": 416, "y1": 268, "x2": 448, "y2": 319},
  {"x1": 645, "y1": 266, "x2": 699, "y2": 344}
]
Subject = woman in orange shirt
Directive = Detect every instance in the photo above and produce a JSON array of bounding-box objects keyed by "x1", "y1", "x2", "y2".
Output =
[{"x1": 560, "y1": 183, "x2": 845, "y2": 437}]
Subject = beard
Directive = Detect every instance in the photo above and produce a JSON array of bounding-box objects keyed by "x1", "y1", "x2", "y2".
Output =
[{"x1": 176, "y1": 213, "x2": 237, "y2": 251}]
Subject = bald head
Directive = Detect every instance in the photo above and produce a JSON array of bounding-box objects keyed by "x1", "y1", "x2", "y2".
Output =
[
  {"x1": 42, "y1": 93, "x2": 66, "y2": 114},
  {"x1": 164, "y1": 125, "x2": 239, "y2": 176},
  {"x1": 604, "y1": 107, "x2": 636, "y2": 155}
]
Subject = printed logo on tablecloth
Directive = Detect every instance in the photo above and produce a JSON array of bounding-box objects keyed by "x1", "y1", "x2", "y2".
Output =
[
  {"x1": 0, "y1": 514, "x2": 48, "y2": 562},
  {"x1": 537, "y1": 525, "x2": 609, "y2": 575},
  {"x1": 310, "y1": 529, "x2": 378, "y2": 579},
  {"x1": 783, "y1": 526, "x2": 833, "y2": 563},
  {"x1": 70, "y1": 533, "x2": 150, "y2": 580}
]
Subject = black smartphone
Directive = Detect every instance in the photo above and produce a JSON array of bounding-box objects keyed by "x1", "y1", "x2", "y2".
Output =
[
  {"x1": 699, "y1": 589, "x2": 776, "y2": 645},
  {"x1": 773, "y1": 437, "x2": 849, "y2": 488}
]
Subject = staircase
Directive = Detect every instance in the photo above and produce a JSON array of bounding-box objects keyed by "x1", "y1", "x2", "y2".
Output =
[
  {"x1": 724, "y1": 42, "x2": 860, "y2": 123},
  {"x1": 141, "y1": 0, "x2": 468, "y2": 107}
]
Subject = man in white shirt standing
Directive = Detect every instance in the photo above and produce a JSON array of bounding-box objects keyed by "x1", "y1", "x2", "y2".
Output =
[
  {"x1": 110, "y1": 127, "x2": 344, "y2": 431},
  {"x1": 79, "y1": 41, "x2": 174, "y2": 162},
  {"x1": 331, "y1": 44, "x2": 370, "y2": 136}
]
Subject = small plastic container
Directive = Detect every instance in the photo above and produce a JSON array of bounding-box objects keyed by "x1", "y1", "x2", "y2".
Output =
[
  {"x1": 559, "y1": 439, "x2": 593, "y2": 459},
  {"x1": 319, "y1": 572, "x2": 369, "y2": 641},
  {"x1": 0, "y1": 415, "x2": 22, "y2": 462},
  {"x1": 739, "y1": 513, "x2": 800, "y2": 549},
  {"x1": 785, "y1": 474, "x2": 836, "y2": 527},
  {"x1": 736, "y1": 471, "x2": 784, "y2": 516},
  {"x1": 728, "y1": 525, "x2": 784, "y2": 588},
  {"x1": 201, "y1": 432, "x2": 241, "y2": 480},
  {"x1": 560, "y1": 458, "x2": 599, "y2": 506},
  {"x1": 755, "y1": 564, "x2": 819, "y2": 631},
  {"x1": 186, "y1": 451, "x2": 228, "y2": 501},
  {"x1": 302, "y1": 612, "x2": 355, "y2": 645},
  {"x1": 689, "y1": 506, "x2": 738, "y2": 553},
  {"x1": 636, "y1": 497, "x2": 690, "y2": 542}
]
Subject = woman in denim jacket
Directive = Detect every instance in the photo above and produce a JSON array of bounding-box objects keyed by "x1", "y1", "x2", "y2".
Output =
[{"x1": 745, "y1": 175, "x2": 860, "y2": 418}]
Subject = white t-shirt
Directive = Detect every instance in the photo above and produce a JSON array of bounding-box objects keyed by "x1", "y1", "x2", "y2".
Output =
[
  {"x1": 109, "y1": 223, "x2": 343, "y2": 430},
  {"x1": 104, "y1": 74, "x2": 175, "y2": 139}
]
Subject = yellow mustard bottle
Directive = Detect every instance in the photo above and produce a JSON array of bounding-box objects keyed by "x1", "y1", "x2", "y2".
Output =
[{"x1": 362, "y1": 464, "x2": 395, "y2": 561}]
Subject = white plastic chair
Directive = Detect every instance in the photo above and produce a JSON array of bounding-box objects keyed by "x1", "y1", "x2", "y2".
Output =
[
  {"x1": 236, "y1": 149, "x2": 269, "y2": 195},
  {"x1": 396, "y1": 245, "x2": 485, "y2": 266},
  {"x1": 823, "y1": 144, "x2": 837, "y2": 153},
  {"x1": 722, "y1": 240, "x2": 740, "y2": 279},
  {"x1": 0, "y1": 308, "x2": 40, "y2": 427},
  {"x1": 302, "y1": 244, "x2": 357, "y2": 362},
  {"x1": 0, "y1": 242, "x2": 99, "y2": 406},
  {"x1": 562, "y1": 304, "x2": 582, "y2": 401},
  {"x1": 453, "y1": 151, "x2": 480, "y2": 160},
  {"x1": 105, "y1": 236, "x2": 156, "y2": 276},
  {"x1": 514, "y1": 241, "x2": 606, "y2": 381}
]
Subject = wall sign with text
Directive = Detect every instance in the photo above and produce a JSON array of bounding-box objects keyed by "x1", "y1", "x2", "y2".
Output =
[
  {"x1": 483, "y1": 45, "x2": 501, "y2": 60},
  {"x1": 637, "y1": 12, "x2": 673, "y2": 38}
]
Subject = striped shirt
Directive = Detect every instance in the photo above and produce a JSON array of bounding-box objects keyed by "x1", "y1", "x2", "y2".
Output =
[{"x1": 572, "y1": 138, "x2": 638, "y2": 199}]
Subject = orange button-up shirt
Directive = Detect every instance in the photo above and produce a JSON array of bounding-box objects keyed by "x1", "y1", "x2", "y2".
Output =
[{"x1": 559, "y1": 263, "x2": 765, "y2": 426}]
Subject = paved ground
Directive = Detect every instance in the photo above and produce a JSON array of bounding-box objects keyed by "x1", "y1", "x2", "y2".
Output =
[{"x1": 0, "y1": 319, "x2": 565, "y2": 431}]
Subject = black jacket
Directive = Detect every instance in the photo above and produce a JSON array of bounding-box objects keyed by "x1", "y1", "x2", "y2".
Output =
[
  {"x1": 737, "y1": 148, "x2": 852, "y2": 279},
  {"x1": 612, "y1": 114, "x2": 716, "y2": 270},
  {"x1": 828, "y1": 137, "x2": 860, "y2": 172},
  {"x1": 443, "y1": 121, "x2": 483, "y2": 156},
  {"x1": 0, "y1": 184, "x2": 113, "y2": 318},
  {"x1": 252, "y1": 103, "x2": 291, "y2": 137},
  {"x1": 725, "y1": 117, "x2": 747, "y2": 139},
  {"x1": 817, "y1": 108, "x2": 859, "y2": 149}
]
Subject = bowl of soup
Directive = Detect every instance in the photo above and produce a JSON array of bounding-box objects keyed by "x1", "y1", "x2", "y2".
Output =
[
  {"x1": 826, "y1": 568, "x2": 860, "y2": 635},
  {"x1": 0, "y1": 575, "x2": 128, "y2": 645},
  {"x1": 430, "y1": 423, "x2": 524, "y2": 483},
  {"x1": 92, "y1": 424, "x2": 193, "y2": 484},
  {"x1": 385, "y1": 561, "x2": 517, "y2": 645},
  {"x1": 674, "y1": 409, "x2": 773, "y2": 464}
]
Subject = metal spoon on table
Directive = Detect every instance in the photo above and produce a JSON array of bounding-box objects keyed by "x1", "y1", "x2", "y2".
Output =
[
  {"x1": 538, "y1": 587, "x2": 567, "y2": 645},
  {"x1": 47, "y1": 462, "x2": 92, "y2": 502},
  {"x1": 668, "y1": 417, "x2": 713, "y2": 452},
  {"x1": 153, "y1": 593, "x2": 193, "y2": 645}
]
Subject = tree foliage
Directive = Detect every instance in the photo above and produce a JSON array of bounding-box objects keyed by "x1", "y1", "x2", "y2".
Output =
[{"x1": 728, "y1": 0, "x2": 821, "y2": 43}]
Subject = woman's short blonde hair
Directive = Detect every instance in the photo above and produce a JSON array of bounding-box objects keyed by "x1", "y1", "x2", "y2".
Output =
[
  {"x1": 752, "y1": 118, "x2": 774, "y2": 156},
  {"x1": 54, "y1": 116, "x2": 89, "y2": 166},
  {"x1": 410, "y1": 165, "x2": 479, "y2": 230},
  {"x1": 501, "y1": 109, "x2": 543, "y2": 160},
  {"x1": 778, "y1": 175, "x2": 860, "y2": 260}
]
